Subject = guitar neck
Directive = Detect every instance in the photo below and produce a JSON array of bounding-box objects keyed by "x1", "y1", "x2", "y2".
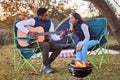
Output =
[{"x1": 38, "y1": 31, "x2": 62, "y2": 36}]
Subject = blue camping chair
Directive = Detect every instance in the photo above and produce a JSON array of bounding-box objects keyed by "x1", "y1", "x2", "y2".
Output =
[
  {"x1": 55, "y1": 17, "x2": 109, "y2": 69},
  {"x1": 86, "y1": 18, "x2": 109, "y2": 69},
  {"x1": 13, "y1": 20, "x2": 43, "y2": 73}
]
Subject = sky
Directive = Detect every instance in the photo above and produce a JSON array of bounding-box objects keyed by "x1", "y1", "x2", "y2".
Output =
[
  {"x1": 56, "y1": 0, "x2": 120, "y2": 18},
  {"x1": 64, "y1": 0, "x2": 99, "y2": 18}
]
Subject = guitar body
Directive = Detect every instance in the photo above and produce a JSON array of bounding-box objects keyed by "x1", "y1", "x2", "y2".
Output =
[{"x1": 17, "y1": 26, "x2": 44, "y2": 47}]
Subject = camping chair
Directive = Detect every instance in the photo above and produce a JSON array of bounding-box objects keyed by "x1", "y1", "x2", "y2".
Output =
[
  {"x1": 55, "y1": 17, "x2": 109, "y2": 69},
  {"x1": 86, "y1": 18, "x2": 110, "y2": 69},
  {"x1": 13, "y1": 20, "x2": 43, "y2": 73}
]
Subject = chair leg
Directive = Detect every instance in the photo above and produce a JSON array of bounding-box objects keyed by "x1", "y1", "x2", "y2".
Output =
[
  {"x1": 99, "y1": 49, "x2": 106, "y2": 68},
  {"x1": 25, "y1": 59, "x2": 38, "y2": 73},
  {"x1": 17, "y1": 60, "x2": 26, "y2": 71},
  {"x1": 88, "y1": 58, "x2": 98, "y2": 69},
  {"x1": 14, "y1": 48, "x2": 17, "y2": 71},
  {"x1": 14, "y1": 49, "x2": 23, "y2": 71},
  {"x1": 89, "y1": 46, "x2": 110, "y2": 69},
  {"x1": 32, "y1": 52, "x2": 43, "y2": 73},
  {"x1": 40, "y1": 63, "x2": 43, "y2": 73},
  {"x1": 99, "y1": 47, "x2": 110, "y2": 68},
  {"x1": 105, "y1": 43, "x2": 110, "y2": 64},
  {"x1": 14, "y1": 48, "x2": 43, "y2": 73},
  {"x1": 104, "y1": 54, "x2": 110, "y2": 64},
  {"x1": 14, "y1": 53, "x2": 38, "y2": 73},
  {"x1": 88, "y1": 48, "x2": 103, "y2": 70}
]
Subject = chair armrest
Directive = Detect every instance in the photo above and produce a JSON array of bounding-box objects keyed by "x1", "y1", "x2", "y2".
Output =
[
  {"x1": 66, "y1": 35, "x2": 76, "y2": 44},
  {"x1": 15, "y1": 37, "x2": 36, "y2": 40},
  {"x1": 103, "y1": 31, "x2": 109, "y2": 36},
  {"x1": 99, "y1": 31, "x2": 109, "y2": 42},
  {"x1": 15, "y1": 37, "x2": 37, "y2": 44}
]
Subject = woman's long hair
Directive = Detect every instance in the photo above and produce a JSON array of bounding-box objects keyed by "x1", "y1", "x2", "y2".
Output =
[
  {"x1": 71, "y1": 13, "x2": 85, "y2": 25},
  {"x1": 71, "y1": 13, "x2": 90, "y2": 28}
]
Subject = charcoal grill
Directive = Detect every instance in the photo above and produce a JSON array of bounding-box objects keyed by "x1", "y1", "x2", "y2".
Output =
[{"x1": 68, "y1": 61, "x2": 93, "y2": 78}]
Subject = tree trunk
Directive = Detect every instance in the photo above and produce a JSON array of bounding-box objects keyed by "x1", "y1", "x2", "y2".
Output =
[{"x1": 87, "y1": 0, "x2": 120, "y2": 45}]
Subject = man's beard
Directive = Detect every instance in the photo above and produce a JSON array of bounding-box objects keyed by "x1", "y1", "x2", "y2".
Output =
[{"x1": 42, "y1": 19, "x2": 48, "y2": 22}]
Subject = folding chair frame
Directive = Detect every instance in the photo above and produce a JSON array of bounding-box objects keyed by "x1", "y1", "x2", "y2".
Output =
[
  {"x1": 87, "y1": 18, "x2": 110, "y2": 69},
  {"x1": 13, "y1": 21, "x2": 43, "y2": 73}
]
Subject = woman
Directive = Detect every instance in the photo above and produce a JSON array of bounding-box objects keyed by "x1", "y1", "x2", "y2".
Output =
[{"x1": 69, "y1": 13, "x2": 98, "y2": 64}]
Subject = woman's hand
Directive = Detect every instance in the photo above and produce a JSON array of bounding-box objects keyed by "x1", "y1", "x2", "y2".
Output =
[{"x1": 76, "y1": 46, "x2": 82, "y2": 52}]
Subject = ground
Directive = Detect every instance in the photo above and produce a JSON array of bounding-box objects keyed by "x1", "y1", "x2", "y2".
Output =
[
  {"x1": 0, "y1": 44, "x2": 120, "y2": 80},
  {"x1": 0, "y1": 36, "x2": 120, "y2": 80}
]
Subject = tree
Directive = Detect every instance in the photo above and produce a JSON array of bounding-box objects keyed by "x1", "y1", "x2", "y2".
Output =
[
  {"x1": 0, "y1": 0, "x2": 75, "y2": 28},
  {"x1": 86, "y1": 0, "x2": 120, "y2": 45}
]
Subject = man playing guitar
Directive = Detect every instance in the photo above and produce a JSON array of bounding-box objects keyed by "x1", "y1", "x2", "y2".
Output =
[{"x1": 16, "y1": 8, "x2": 65, "y2": 74}]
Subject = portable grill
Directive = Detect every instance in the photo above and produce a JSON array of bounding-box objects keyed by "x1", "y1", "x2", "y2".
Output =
[{"x1": 68, "y1": 60, "x2": 93, "y2": 78}]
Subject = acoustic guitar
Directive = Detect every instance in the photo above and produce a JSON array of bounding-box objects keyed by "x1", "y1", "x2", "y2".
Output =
[{"x1": 17, "y1": 26, "x2": 73, "y2": 47}]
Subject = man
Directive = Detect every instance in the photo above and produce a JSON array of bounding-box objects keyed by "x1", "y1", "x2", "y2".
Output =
[{"x1": 16, "y1": 8, "x2": 64, "y2": 73}]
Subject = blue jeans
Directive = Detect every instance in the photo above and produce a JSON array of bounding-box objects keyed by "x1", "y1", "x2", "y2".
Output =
[{"x1": 76, "y1": 40, "x2": 98, "y2": 62}]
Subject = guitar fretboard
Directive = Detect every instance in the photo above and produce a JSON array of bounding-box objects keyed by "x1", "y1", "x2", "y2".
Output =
[{"x1": 37, "y1": 31, "x2": 62, "y2": 36}]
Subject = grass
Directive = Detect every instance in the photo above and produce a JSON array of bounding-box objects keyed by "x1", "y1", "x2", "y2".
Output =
[{"x1": 0, "y1": 36, "x2": 120, "y2": 80}]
